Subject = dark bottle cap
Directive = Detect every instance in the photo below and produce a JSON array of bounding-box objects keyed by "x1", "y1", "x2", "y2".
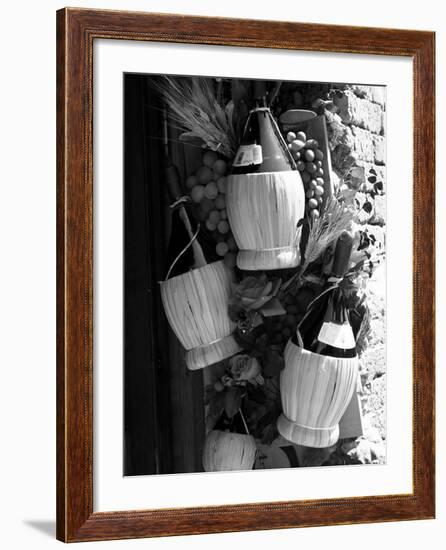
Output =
[
  {"x1": 330, "y1": 231, "x2": 354, "y2": 279},
  {"x1": 253, "y1": 80, "x2": 267, "y2": 102}
]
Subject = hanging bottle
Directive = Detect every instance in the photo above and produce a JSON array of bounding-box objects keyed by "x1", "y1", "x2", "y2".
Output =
[
  {"x1": 277, "y1": 231, "x2": 359, "y2": 448},
  {"x1": 226, "y1": 80, "x2": 305, "y2": 271},
  {"x1": 294, "y1": 231, "x2": 357, "y2": 358},
  {"x1": 160, "y1": 157, "x2": 243, "y2": 371}
]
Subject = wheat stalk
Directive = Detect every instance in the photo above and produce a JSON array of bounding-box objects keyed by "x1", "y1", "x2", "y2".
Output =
[
  {"x1": 154, "y1": 76, "x2": 238, "y2": 158},
  {"x1": 303, "y1": 199, "x2": 354, "y2": 268},
  {"x1": 282, "y1": 198, "x2": 354, "y2": 293}
]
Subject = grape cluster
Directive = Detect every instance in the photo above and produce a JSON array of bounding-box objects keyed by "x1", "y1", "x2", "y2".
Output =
[
  {"x1": 265, "y1": 287, "x2": 316, "y2": 348},
  {"x1": 186, "y1": 150, "x2": 238, "y2": 268},
  {"x1": 286, "y1": 130, "x2": 325, "y2": 220}
]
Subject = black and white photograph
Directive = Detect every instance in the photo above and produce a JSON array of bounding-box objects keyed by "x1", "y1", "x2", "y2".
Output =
[
  {"x1": 1, "y1": 0, "x2": 440, "y2": 547},
  {"x1": 124, "y1": 74, "x2": 386, "y2": 475}
]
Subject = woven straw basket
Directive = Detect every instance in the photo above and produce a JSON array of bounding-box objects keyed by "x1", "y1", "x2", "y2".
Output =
[
  {"x1": 202, "y1": 430, "x2": 257, "y2": 472},
  {"x1": 226, "y1": 170, "x2": 305, "y2": 270},
  {"x1": 277, "y1": 340, "x2": 358, "y2": 448},
  {"x1": 160, "y1": 260, "x2": 242, "y2": 371}
]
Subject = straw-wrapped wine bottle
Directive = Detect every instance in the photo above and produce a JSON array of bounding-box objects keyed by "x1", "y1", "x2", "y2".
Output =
[
  {"x1": 226, "y1": 81, "x2": 305, "y2": 271},
  {"x1": 277, "y1": 232, "x2": 359, "y2": 448},
  {"x1": 160, "y1": 161, "x2": 242, "y2": 371},
  {"x1": 202, "y1": 411, "x2": 256, "y2": 472},
  {"x1": 202, "y1": 430, "x2": 257, "y2": 472},
  {"x1": 294, "y1": 231, "x2": 357, "y2": 357}
]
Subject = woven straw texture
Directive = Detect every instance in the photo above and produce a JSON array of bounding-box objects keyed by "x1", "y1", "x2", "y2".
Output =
[
  {"x1": 226, "y1": 170, "x2": 305, "y2": 270},
  {"x1": 278, "y1": 340, "x2": 358, "y2": 447}
]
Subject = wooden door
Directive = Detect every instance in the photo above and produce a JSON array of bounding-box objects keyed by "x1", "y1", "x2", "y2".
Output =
[{"x1": 124, "y1": 74, "x2": 205, "y2": 475}]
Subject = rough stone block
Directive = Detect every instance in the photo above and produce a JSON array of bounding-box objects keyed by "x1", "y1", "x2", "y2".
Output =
[
  {"x1": 350, "y1": 127, "x2": 386, "y2": 165},
  {"x1": 333, "y1": 90, "x2": 384, "y2": 135},
  {"x1": 371, "y1": 195, "x2": 386, "y2": 226},
  {"x1": 372, "y1": 134, "x2": 386, "y2": 165},
  {"x1": 350, "y1": 85, "x2": 386, "y2": 106},
  {"x1": 351, "y1": 126, "x2": 374, "y2": 163}
]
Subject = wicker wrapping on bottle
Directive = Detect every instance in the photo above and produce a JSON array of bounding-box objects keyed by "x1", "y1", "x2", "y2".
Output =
[
  {"x1": 160, "y1": 260, "x2": 242, "y2": 370},
  {"x1": 277, "y1": 339, "x2": 358, "y2": 448}
]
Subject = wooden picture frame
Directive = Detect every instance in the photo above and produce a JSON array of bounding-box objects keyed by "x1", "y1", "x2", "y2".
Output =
[{"x1": 56, "y1": 7, "x2": 435, "y2": 542}]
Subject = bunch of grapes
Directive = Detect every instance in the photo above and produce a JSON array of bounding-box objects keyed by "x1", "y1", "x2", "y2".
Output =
[
  {"x1": 186, "y1": 150, "x2": 238, "y2": 268},
  {"x1": 265, "y1": 287, "x2": 316, "y2": 348},
  {"x1": 285, "y1": 130, "x2": 326, "y2": 220}
]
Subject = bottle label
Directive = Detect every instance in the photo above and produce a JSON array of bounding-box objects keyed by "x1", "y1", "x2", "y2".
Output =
[
  {"x1": 232, "y1": 144, "x2": 263, "y2": 167},
  {"x1": 318, "y1": 322, "x2": 356, "y2": 349}
]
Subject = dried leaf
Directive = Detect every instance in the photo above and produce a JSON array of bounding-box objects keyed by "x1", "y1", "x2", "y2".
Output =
[
  {"x1": 224, "y1": 387, "x2": 242, "y2": 418},
  {"x1": 260, "y1": 298, "x2": 286, "y2": 317}
]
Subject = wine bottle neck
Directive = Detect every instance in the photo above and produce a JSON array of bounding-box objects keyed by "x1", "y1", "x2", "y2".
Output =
[
  {"x1": 254, "y1": 96, "x2": 267, "y2": 109},
  {"x1": 253, "y1": 80, "x2": 267, "y2": 107},
  {"x1": 329, "y1": 231, "x2": 354, "y2": 279},
  {"x1": 232, "y1": 104, "x2": 296, "y2": 173}
]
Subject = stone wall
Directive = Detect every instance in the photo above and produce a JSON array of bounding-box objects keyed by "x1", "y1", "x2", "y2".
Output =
[{"x1": 325, "y1": 85, "x2": 386, "y2": 231}]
